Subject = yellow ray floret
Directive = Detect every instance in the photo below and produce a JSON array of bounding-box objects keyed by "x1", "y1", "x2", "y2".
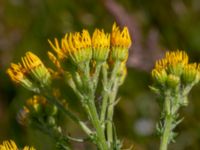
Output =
[
  {"x1": 111, "y1": 23, "x2": 131, "y2": 48},
  {"x1": 7, "y1": 63, "x2": 25, "y2": 83},
  {"x1": 48, "y1": 38, "x2": 67, "y2": 59},
  {"x1": 21, "y1": 52, "x2": 44, "y2": 71},
  {"x1": 155, "y1": 51, "x2": 188, "y2": 71},
  {"x1": 92, "y1": 29, "x2": 110, "y2": 49},
  {"x1": 0, "y1": 140, "x2": 35, "y2": 150},
  {"x1": 0, "y1": 140, "x2": 17, "y2": 150}
]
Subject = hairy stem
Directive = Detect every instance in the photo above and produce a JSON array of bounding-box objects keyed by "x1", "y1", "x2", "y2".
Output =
[{"x1": 159, "y1": 115, "x2": 173, "y2": 150}]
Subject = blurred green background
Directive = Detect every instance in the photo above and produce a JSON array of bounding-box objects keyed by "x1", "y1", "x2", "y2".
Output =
[{"x1": 1, "y1": 0, "x2": 200, "y2": 149}]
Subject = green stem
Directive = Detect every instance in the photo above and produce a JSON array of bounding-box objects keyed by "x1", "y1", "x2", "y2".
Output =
[
  {"x1": 82, "y1": 62, "x2": 109, "y2": 150},
  {"x1": 106, "y1": 81, "x2": 119, "y2": 145},
  {"x1": 92, "y1": 63, "x2": 102, "y2": 90},
  {"x1": 159, "y1": 115, "x2": 173, "y2": 150},
  {"x1": 100, "y1": 63, "x2": 109, "y2": 123},
  {"x1": 43, "y1": 89, "x2": 92, "y2": 136},
  {"x1": 87, "y1": 99, "x2": 109, "y2": 150}
]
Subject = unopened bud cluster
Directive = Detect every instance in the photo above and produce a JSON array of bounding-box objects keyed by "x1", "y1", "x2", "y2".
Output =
[
  {"x1": 152, "y1": 51, "x2": 200, "y2": 89},
  {"x1": 151, "y1": 50, "x2": 200, "y2": 147},
  {"x1": 17, "y1": 95, "x2": 58, "y2": 129}
]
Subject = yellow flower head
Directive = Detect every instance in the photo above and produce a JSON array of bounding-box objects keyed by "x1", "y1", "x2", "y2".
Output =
[
  {"x1": 110, "y1": 23, "x2": 131, "y2": 62},
  {"x1": 92, "y1": 29, "x2": 110, "y2": 49},
  {"x1": 111, "y1": 23, "x2": 131, "y2": 48},
  {"x1": 0, "y1": 140, "x2": 17, "y2": 150},
  {"x1": 7, "y1": 52, "x2": 51, "y2": 89},
  {"x1": 21, "y1": 52, "x2": 51, "y2": 86},
  {"x1": 7, "y1": 63, "x2": 34, "y2": 90},
  {"x1": 7, "y1": 63, "x2": 25, "y2": 83},
  {"x1": 64, "y1": 30, "x2": 92, "y2": 64},
  {"x1": 92, "y1": 29, "x2": 110, "y2": 62},
  {"x1": 155, "y1": 51, "x2": 188, "y2": 74},
  {"x1": 21, "y1": 52, "x2": 44, "y2": 71},
  {"x1": 0, "y1": 140, "x2": 35, "y2": 150},
  {"x1": 182, "y1": 63, "x2": 200, "y2": 84}
]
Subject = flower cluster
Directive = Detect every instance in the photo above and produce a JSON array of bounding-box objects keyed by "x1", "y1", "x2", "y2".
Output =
[
  {"x1": 17, "y1": 95, "x2": 58, "y2": 127},
  {"x1": 7, "y1": 23, "x2": 132, "y2": 150},
  {"x1": 152, "y1": 51, "x2": 200, "y2": 89},
  {"x1": 48, "y1": 23, "x2": 131, "y2": 71},
  {"x1": 0, "y1": 140, "x2": 35, "y2": 150},
  {"x1": 151, "y1": 50, "x2": 200, "y2": 148},
  {"x1": 7, "y1": 52, "x2": 51, "y2": 91}
]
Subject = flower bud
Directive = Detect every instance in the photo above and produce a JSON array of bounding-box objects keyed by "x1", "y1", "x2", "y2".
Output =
[
  {"x1": 182, "y1": 63, "x2": 199, "y2": 85},
  {"x1": 26, "y1": 95, "x2": 46, "y2": 115},
  {"x1": 166, "y1": 74, "x2": 180, "y2": 88},
  {"x1": 47, "y1": 116, "x2": 56, "y2": 127},
  {"x1": 45, "y1": 104, "x2": 58, "y2": 116},
  {"x1": 151, "y1": 69, "x2": 167, "y2": 85}
]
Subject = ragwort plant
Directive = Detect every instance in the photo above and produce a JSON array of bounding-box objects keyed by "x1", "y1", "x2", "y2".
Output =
[
  {"x1": 5, "y1": 23, "x2": 200, "y2": 150},
  {"x1": 151, "y1": 51, "x2": 200, "y2": 150},
  {"x1": 6, "y1": 23, "x2": 131, "y2": 150}
]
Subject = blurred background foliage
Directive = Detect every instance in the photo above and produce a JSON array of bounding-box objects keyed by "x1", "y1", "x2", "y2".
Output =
[{"x1": 0, "y1": 0, "x2": 200, "y2": 149}]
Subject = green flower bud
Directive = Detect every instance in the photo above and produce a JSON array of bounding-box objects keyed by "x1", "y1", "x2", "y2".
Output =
[
  {"x1": 166, "y1": 74, "x2": 180, "y2": 88},
  {"x1": 152, "y1": 69, "x2": 167, "y2": 85},
  {"x1": 45, "y1": 104, "x2": 58, "y2": 116},
  {"x1": 182, "y1": 63, "x2": 199, "y2": 85},
  {"x1": 167, "y1": 63, "x2": 183, "y2": 76}
]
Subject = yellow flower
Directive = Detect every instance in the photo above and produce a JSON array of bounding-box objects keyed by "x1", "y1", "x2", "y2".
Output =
[
  {"x1": 0, "y1": 140, "x2": 17, "y2": 150},
  {"x1": 7, "y1": 63, "x2": 26, "y2": 83},
  {"x1": 111, "y1": 23, "x2": 131, "y2": 48},
  {"x1": 92, "y1": 29, "x2": 110, "y2": 62},
  {"x1": 110, "y1": 23, "x2": 131, "y2": 62},
  {"x1": 7, "y1": 63, "x2": 34, "y2": 90},
  {"x1": 151, "y1": 69, "x2": 168, "y2": 85},
  {"x1": 182, "y1": 63, "x2": 200, "y2": 84},
  {"x1": 152, "y1": 50, "x2": 200, "y2": 87},
  {"x1": 155, "y1": 51, "x2": 188, "y2": 75},
  {"x1": 49, "y1": 30, "x2": 92, "y2": 65},
  {"x1": 7, "y1": 52, "x2": 51, "y2": 89},
  {"x1": 0, "y1": 140, "x2": 35, "y2": 150},
  {"x1": 64, "y1": 30, "x2": 92, "y2": 64},
  {"x1": 21, "y1": 52, "x2": 51, "y2": 86}
]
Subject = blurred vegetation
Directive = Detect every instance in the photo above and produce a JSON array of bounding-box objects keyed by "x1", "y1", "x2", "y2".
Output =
[{"x1": 0, "y1": 0, "x2": 200, "y2": 149}]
